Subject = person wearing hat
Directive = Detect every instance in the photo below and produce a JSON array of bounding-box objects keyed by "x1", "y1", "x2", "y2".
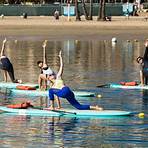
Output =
[{"x1": 0, "y1": 38, "x2": 22, "y2": 83}]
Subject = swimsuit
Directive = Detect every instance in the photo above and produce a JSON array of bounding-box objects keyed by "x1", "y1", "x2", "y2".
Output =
[{"x1": 0, "y1": 57, "x2": 16, "y2": 82}]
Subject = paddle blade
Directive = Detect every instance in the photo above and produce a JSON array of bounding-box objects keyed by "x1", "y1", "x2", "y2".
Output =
[{"x1": 96, "y1": 84, "x2": 109, "y2": 88}]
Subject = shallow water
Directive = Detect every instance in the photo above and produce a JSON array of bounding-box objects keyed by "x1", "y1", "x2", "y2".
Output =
[{"x1": 0, "y1": 39, "x2": 147, "y2": 148}]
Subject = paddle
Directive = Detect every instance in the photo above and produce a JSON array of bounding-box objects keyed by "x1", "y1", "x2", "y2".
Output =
[
  {"x1": 96, "y1": 84, "x2": 109, "y2": 88},
  {"x1": 32, "y1": 106, "x2": 77, "y2": 115}
]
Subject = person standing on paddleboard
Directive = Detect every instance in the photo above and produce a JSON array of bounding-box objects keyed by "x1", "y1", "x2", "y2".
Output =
[
  {"x1": 137, "y1": 39, "x2": 148, "y2": 85},
  {"x1": 37, "y1": 40, "x2": 55, "y2": 90},
  {"x1": 0, "y1": 38, "x2": 22, "y2": 83},
  {"x1": 46, "y1": 50, "x2": 103, "y2": 111}
]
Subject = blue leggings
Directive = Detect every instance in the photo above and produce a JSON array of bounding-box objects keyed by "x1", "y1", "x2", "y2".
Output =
[{"x1": 48, "y1": 86, "x2": 90, "y2": 110}]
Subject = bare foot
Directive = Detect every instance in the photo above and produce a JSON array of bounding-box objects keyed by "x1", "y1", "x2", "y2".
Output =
[
  {"x1": 44, "y1": 107, "x2": 55, "y2": 111},
  {"x1": 95, "y1": 106, "x2": 103, "y2": 111},
  {"x1": 90, "y1": 105, "x2": 103, "y2": 111},
  {"x1": 55, "y1": 107, "x2": 63, "y2": 110},
  {"x1": 139, "y1": 83, "x2": 144, "y2": 86},
  {"x1": 18, "y1": 79, "x2": 22, "y2": 83}
]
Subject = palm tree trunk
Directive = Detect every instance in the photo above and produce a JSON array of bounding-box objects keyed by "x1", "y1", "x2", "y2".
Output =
[
  {"x1": 81, "y1": 0, "x2": 89, "y2": 20},
  {"x1": 101, "y1": 0, "x2": 106, "y2": 20},
  {"x1": 75, "y1": 0, "x2": 81, "y2": 21},
  {"x1": 89, "y1": 0, "x2": 93, "y2": 20},
  {"x1": 97, "y1": 0, "x2": 106, "y2": 21}
]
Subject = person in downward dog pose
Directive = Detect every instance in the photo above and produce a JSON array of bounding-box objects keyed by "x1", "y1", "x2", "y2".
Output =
[
  {"x1": 46, "y1": 50, "x2": 103, "y2": 110},
  {"x1": 0, "y1": 38, "x2": 21, "y2": 83}
]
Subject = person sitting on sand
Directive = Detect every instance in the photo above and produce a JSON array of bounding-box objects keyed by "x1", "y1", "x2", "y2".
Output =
[
  {"x1": 37, "y1": 41, "x2": 55, "y2": 90},
  {"x1": 137, "y1": 39, "x2": 148, "y2": 85},
  {"x1": 0, "y1": 38, "x2": 21, "y2": 83},
  {"x1": 46, "y1": 50, "x2": 103, "y2": 111}
]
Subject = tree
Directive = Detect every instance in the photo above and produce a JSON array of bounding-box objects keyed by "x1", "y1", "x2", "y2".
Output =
[
  {"x1": 97, "y1": 0, "x2": 106, "y2": 21},
  {"x1": 89, "y1": 0, "x2": 93, "y2": 20},
  {"x1": 75, "y1": 0, "x2": 81, "y2": 21},
  {"x1": 81, "y1": 0, "x2": 89, "y2": 20}
]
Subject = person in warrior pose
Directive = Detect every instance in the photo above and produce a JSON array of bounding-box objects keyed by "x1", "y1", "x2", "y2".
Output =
[{"x1": 46, "y1": 50, "x2": 103, "y2": 110}]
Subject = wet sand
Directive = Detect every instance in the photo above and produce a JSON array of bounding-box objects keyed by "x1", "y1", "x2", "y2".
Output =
[{"x1": 0, "y1": 16, "x2": 148, "y2": 40}]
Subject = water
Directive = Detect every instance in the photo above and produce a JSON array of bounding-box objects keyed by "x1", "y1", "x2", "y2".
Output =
[{"x1": 0, "y1": 39, "x2": 148, "y2": 148}]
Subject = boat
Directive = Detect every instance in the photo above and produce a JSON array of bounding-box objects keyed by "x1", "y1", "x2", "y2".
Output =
[{"x1": 0, "y1": 106, "x2": 132, "y2": 117}]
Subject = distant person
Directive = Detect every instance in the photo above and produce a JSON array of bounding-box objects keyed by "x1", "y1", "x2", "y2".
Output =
[
  {"x1": 46, "y1": 51, "x2": 103, "y2": 111},
  {"x1": 54, "y1": 9, "x2": 59, "y2": 20},
  {"x1": 37, "y1": 41, "x2": 55, "y2": 90},
  {"x1": 137, "y1": 39, "x2": 148, "y2": 85},
  {"x1": 0, "y1": 38, "x2": 21, "y2": 83}
]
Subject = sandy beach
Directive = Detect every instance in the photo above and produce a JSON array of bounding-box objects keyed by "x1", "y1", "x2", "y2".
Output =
[{"x1": 0, "y1": 16, "x2": 148, "y2": 40}]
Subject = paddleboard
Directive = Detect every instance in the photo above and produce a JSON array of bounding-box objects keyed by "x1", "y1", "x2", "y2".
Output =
[
  {"x1": 0, "y1": 106, "x2": 132, "y2": 117},
  {"x1": 10, "y1": 89, "x2": 95, "y2": 97},
  {"x1": 0, "y1": 82, "x2": 95, "y2": 97},
  {"x1": 0, "y1": 82, "x2": 38, "y2": 89},
  {"x1": 110, "y1": 83, "x2": 148, "y2": 90}
]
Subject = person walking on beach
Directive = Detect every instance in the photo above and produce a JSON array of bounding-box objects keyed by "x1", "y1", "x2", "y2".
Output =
[
  {"x1": 54, "y1": 9, "x2": 59, "y2": 20},
  {"x1": 137, "y1": 39, "x2": 148, "y2": 85},
  {"x1": 0, "y1": 38, "x2": 21, "y2": 83},
  {"x1": 46, "y1": 50, "x2": 103, "y2": 111},
  {"x1": 37, "y1": 40, "x2": 55, "y2": 90}
]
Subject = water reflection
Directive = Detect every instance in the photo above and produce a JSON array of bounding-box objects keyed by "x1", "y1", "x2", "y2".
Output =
[
  {"x1": 0, "y1": 39, "x2": 145, "y2": 90},
  {"x1": 0, "y1": 39, "x2": 147, "y2": 147},
  {"x1": 141, "y1": 90, "x2": 148, "y2": 112}
]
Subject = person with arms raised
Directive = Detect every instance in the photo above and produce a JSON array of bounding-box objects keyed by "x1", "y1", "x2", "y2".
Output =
[
  {"x1": 37, "y1": 40, "x2": 54, "y2": 90},
  {"x1": 46, "y1": 50, "x2": 103, "y2": 111},
  {"x1": 0, "y1": 38, "x2": 21, "y2": 83}
]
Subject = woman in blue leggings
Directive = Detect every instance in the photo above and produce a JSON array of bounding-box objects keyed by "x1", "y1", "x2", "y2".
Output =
[{"x1": 47, "y1": 51, "x2": 103, "y2": 110}]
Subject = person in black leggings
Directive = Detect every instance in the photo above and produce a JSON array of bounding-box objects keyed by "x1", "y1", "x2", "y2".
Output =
[
  {"x1": 0, "y1": 38, "x2": 21, "y2": 83},
  {"x1": 137, "y1": 40, "x2": 148, "y2": 85},
  {"x1": 142, "y1": 40, "x2": 148, "y2": 85}
]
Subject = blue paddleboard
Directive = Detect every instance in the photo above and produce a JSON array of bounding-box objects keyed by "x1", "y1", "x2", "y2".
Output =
[
  {"x1": 0, "y1": 106, "x2": 132, "y2": 117},
  {"x1": 0, "y1": 82, "x2": 95, "y2": 97},
  {"x1": 10, "y1": 89, "x2": 95, "y2": 97},
  {"x1": 0, "y1": 82, "x2": 38, "y2": 89},
  {"x1": 110, "y1": 83, "x2": 148, "y2": 90}
]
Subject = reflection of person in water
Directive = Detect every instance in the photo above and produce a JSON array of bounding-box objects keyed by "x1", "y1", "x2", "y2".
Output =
[
  {"x1": 142, "y1": 90, "x2": 148, "y2": 111},
  {"x1": 47, "y1": 117, "x2": 78, "y2": 144}
]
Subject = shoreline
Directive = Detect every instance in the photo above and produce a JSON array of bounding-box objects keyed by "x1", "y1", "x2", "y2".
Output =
[{"x1": 0, "y1": 16, "x2": 148, "y2": 40}]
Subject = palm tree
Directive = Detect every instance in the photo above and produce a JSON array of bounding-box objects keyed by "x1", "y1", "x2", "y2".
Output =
[
  {"x1": 97, "y1": 0, "x2": 106, "y2": 21},
  {"x1": 75, "y1": 0, "x2": 81, "y2": 21},
  {"x1": 81, "y1": 0, "x2": 89, "y2": 20},
  {"x1": 89, "y1": 0, "x2": 93, "y2": 20}
]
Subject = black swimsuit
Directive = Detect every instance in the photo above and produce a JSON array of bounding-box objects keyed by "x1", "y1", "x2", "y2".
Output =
[{"x1": 0, "y1": 57, "x2": 15, "y2": 82}]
